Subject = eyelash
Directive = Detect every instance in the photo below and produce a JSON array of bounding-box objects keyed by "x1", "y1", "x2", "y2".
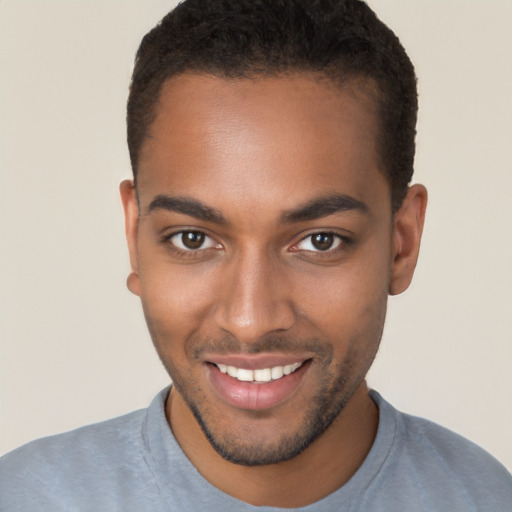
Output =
[
  {"x1": 161, "y1": 230, "x2": 352, "y2": 258},
  {"x1": 161, "y1": 230, "x2": 221, "y2": 259},
  {"x1": 292, "y1": 232, "x2": 349, "y2": 253}
]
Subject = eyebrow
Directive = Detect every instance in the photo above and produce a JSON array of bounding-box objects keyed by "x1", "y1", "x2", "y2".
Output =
[
  {"x1": 147, "y1": 195, "x2": 227, "y2": 224},
  {"x1": 146, "y1": 192, "x2": 368, "y2": 225},
  {"x1": 280, "y1": 194, "x2": 369, "y2": 223}
]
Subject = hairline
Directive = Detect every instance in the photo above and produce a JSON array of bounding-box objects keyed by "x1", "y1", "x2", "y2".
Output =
[{"x1": 134, "y1": 68, "x2": 394, "y2": 210}]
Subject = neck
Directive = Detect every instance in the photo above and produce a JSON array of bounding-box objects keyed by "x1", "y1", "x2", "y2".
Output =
[{"x1": 167, "y1": 382, "x2": 378, "y2": 507}]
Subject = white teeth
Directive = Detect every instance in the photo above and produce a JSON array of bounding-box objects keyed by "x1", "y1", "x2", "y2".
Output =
[
  {"x1": 237, "y1": 368, "x2": 254, "y2": 382},
  {"x1": 254, "y1": 368, "x2": 272, "y2": 382},
  {"x1": 216, "y1": 361, "x2": 304, "y2": 383},
  {"x1": 271, "y1": 366, "x2": 284, "y2": 380},
  {"x1": 283, "y1": 362, "x2": 301, "y2": 375}
]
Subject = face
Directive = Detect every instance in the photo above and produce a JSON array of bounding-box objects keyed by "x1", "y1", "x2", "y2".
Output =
[{"x1": 122, "y1": 73, "x2": 424, "y2": 466}]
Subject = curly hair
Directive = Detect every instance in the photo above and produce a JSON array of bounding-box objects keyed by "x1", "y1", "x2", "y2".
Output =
[{"x1": 127, "y1": 0, "x2": 417, "y2": 211}]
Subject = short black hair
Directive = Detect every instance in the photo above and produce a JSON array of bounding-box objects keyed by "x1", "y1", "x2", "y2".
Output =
[{"x1": 127, "y1": 0, "x2": 417, "y2": 211}]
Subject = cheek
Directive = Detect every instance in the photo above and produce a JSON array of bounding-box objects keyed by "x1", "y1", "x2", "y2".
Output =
[
  {"x1": 137, "y1": 256, "x2": 218, "y2": 346},
  {"x1": 294, "y1": 248, "x2": 390, "y2": 342}
]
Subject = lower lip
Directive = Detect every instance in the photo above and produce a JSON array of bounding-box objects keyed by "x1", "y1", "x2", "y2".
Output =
[{"x1": 207, "y1": 361, "x2": 310, "y2": 411}]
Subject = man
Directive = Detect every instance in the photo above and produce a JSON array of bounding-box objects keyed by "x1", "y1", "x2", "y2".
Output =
[{"x1": 1, "y1": 0, "x2": 511, "y2": 510}]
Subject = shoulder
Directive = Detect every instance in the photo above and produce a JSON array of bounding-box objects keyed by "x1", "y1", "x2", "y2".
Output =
[
  {"x1": 0, "y1": 409, "x2": 152, "y2": 510},
  {"x1": 372, "y1": 392, "x2": 512, "y2": 510},
  {"x1": 1, "y1": 407, "x2": 147, "y2": 469},
  {"x1": 400, "y1": 409, "x2": 510, "y2": 480}
]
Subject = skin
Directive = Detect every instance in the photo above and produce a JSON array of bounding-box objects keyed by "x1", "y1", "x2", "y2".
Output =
[{"x1": 121, "y1": 73, "x2": 427, "y2": 507}]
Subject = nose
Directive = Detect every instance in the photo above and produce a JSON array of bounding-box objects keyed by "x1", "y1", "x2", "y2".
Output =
[{"x1": 213, "y1": 249, "x2": 296, "y2": 343}]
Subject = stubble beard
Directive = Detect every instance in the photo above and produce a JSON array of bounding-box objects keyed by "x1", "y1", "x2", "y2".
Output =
[
  {"x1": 183, "y1": 360, "x2": 358, "y2": 466},
  {"x1": 158, "y1": 335, "x2": 379, "y2": 467}
]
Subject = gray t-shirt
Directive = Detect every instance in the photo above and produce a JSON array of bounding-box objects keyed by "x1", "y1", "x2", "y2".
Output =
[{"x1": 1, "y1": 388, "x2": 511, "y2": 511}]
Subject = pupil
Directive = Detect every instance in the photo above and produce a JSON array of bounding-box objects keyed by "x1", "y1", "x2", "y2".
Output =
[
  {"x1": 312, "y1": 233, "x2": 333, "y2": 251},
  {"x1": 182, "y1": 231, "x2": 205, "y2": 249}
]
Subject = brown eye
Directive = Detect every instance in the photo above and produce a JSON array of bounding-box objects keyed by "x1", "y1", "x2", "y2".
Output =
[
  {"x1": 182, "y1": 231, "x2": 205, "y2": 249},
  {"x1": 295, "y1": 232, "x2": 343, "y2": 252},
  {"x1": 169, "y1": 230, "x2": 218, "y2": 251},
  {"x1": 311, "y1": 233, "x2": 335, "y2": 251}
]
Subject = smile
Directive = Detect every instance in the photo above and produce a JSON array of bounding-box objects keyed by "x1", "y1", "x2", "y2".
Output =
[
  {"x1": 208, "y1": 359, "x2": 310, "y2": 410},
  {"x1": 215, "y1": 362, "x2": 304, "y2": 383}
]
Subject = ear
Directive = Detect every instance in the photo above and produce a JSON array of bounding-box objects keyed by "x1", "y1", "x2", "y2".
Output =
[
  {"x1": 389, "y1": 184, "x2": 428, "y2": 295},
  {"x1": 120, "y1": 179, "x2": 141, "y2": 297}
]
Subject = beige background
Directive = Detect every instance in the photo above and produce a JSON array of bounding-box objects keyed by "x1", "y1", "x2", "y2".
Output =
[{"x1": 1, "y1": 1, "x2": 511, "y2": 472}]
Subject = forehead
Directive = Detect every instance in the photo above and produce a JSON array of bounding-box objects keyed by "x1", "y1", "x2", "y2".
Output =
[{"x1": 137, "y1": 73, "x2": 389, "y2": 216}]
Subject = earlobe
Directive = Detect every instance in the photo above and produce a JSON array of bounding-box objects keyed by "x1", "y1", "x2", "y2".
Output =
[
  {"x1": 126, "y1": 271, "x2": 141, "y2": 297},
  {"x1": 120, "y1": 179, "x2": 142, "y2": 297},
  {"x1": 389, "y1": 184, "x2": 428, "y2": 296}
]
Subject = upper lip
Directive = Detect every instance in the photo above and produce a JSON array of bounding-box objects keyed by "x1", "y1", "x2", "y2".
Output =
[{"x1": 203, "y1": 352, "x2": 313, "y2": 370}]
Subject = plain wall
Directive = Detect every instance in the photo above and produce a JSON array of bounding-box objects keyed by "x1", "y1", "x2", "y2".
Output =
[{"x1": 1, "y1": 0, "x2": 511, "y2": 472}]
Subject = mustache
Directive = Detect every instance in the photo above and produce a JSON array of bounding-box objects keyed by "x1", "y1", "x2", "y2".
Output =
[{"x1": 189, "y1": 333, "x2": 333, "y2": 360}]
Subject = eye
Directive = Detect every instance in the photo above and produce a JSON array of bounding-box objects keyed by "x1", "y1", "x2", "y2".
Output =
[
  {"x1": 168, "y1": 231, "x2": 219, "y2": 251},
  {"x1": 295, "y1": 232, "x2": 343, "y2": 252}
]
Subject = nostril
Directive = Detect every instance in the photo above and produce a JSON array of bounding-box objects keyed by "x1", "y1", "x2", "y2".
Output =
[{"x1": 213, "y1": 267, "x2": 296, "y2": 340}]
